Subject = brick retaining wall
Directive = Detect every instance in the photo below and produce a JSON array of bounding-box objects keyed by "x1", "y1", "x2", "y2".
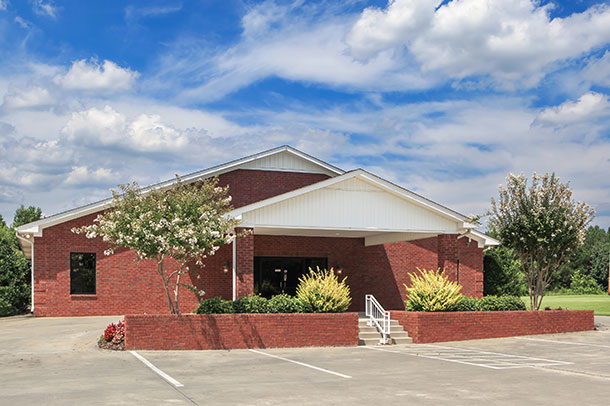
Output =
[
  {"x1": 125, "y1": 313, "x2": 359, "y2": 350},
  {"x1": 390, "y1": 310, "x2": 594, "y2": 343}
]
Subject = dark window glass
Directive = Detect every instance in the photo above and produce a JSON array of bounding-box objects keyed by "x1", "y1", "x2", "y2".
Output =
[{"x1": 70, "y1": 253, "x2": 96, "y2": 294}]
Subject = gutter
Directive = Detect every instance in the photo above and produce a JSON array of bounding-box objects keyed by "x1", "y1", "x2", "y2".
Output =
[{"x1": 15, "y1": 232, "x2": 34, "y2": 314}]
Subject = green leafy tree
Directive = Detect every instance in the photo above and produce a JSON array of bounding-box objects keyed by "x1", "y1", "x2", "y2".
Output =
[
  {"x1": 483, "y1": 246, "x2": 527, "y2": 296},
  {"x1": 0, "y1": 220, "x2": 30, "y2": 316},
  {"x1": 73, "y1": 176, "x2": 240, "y2": 314},
  {"x1": 564, "y1": 226, "x2": 610, "y2": 290},
  {"x1": 488, "y1": 173, "x2": 594, "y2": 310},
  {"x1": 12, "y1": 205, "x2": 42, "y2": 228}
]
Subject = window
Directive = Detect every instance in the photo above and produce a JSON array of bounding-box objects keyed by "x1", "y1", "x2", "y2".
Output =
[{"x1": 70, "y1": 253, "x2": 96, "y2": 294}]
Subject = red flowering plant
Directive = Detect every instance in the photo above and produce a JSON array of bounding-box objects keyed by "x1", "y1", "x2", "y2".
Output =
[{"x1": 99, "y1": 320, "x2": 125, "y2": 350}]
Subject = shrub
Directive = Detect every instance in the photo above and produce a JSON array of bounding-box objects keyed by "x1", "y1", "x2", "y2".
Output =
[
  {"x1": 404, "y1": 268, "x2": 462, "y2": 312},
  {"x1": 296, "y1": 267, "x2": 351, "y2": 313},
  {"x1": 569, "y1": 270, "x2": 604, "y2": 295},
  {"x1": 453, "y1": 296, "x2": 481, "y2": 311},
  {"x1": 100, "y1": 319, "x2": 125, "y2": 350},
  {"x1": 232, "y1": 295, "x2": 269, "y2": 313},
  {"x1": 267, "y1": 294, "x2": 304, "y2": 313},
  {"x1": 479, "y1": 295, "x2": 526, "y2": 311},
  {"x1": 0, "y1": 294, "x2": 12, "y2": 317},
  {"x1": 195, "y1": 297, "x2": 234, "y2": 314}
]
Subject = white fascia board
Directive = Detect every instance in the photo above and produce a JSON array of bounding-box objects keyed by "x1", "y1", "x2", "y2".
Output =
[
  {"x1": 458, "y1": 229, "x2": 500, "y2": 248},
  {"x1": 229, "y1": 169, "x2": 473, "y2": 225},
  {"x1": 471, "y1": 230, "x2": 500, "y2": 247},
  {"x1": 14, "y1": 145, "x2": 345, "y2": 236},
  {"x1": 280, "y1": 147, "x2": 345, "y2": 175}
]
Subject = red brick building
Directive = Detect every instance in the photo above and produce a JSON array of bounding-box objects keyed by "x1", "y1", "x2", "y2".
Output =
[{"x1": 16, "y1": 146, "x2": 498, "y2": 316}]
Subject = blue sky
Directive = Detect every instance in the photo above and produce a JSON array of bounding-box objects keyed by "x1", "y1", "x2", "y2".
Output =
[{"x1": 1, "y1": 0, "x2": 610, "y2": 229}]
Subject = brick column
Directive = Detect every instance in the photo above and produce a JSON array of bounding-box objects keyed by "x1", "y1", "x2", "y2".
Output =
[
  {"x1": 235, "y1": 227, "x2": 254, "y2": 298},
  {"x1": 437, "y1": 234, "x2": 458, "y2": 282}
]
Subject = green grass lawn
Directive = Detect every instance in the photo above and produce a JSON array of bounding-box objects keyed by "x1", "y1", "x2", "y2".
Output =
[{"x1": 521, "y1": 294, "x2": 610, "y2": 315}]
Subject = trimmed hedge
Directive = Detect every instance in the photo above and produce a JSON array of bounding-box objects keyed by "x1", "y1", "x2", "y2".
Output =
[
  {"x1": 195, "y1": 294, "x2": 306, "y2": 314},
  {"x1": 268, "y1": 294, "x2": 305, "y2": 313},
  {"x1": 195, "y1": 296, "x2": 234, "y2": 314},
  {"x1": 232, "y1": 295, "x2": 270, "y2": 314},
  {"x1": 410, "y1": 295, "x2": 527, "y2": 312}
]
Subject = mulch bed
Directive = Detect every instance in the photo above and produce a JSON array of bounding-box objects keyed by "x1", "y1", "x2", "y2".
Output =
[{"x1": 98, "y1": 336, "x2": 125, "y2": 351}]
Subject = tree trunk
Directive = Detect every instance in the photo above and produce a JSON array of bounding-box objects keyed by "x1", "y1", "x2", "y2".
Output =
[
  {"x1": 174, "y1": 272, "x2": 182, "y2": 314},
  {"x1": 158, "y1": 260, "x2": 176, "y2": 314}
]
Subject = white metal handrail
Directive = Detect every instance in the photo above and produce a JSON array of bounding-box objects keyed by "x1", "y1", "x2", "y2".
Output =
[{"x1": 365, "y1": 294, "x2": 391, "y2": 344}]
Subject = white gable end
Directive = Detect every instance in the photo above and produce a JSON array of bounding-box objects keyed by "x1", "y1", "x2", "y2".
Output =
[
  {"x1": 240, "y1": 176, "x2": 460, "y2": 233},
  {"x1": 238, "y1": 150, "x2": 339, "y2": 175}
]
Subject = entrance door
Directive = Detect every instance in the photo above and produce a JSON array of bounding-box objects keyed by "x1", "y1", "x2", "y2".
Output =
[{"x1": 254, "y1": 257, "x2": 328, "y2": 298}]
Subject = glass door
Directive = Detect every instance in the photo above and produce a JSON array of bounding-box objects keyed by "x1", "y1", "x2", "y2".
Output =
[{"x1": 254, "y1": 257, "x2": 328, "y2": 298}]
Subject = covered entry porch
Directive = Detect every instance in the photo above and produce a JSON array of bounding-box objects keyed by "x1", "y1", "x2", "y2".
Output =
[{"x1": 226, "y1": 170, "x2": 496, "y2": 311}]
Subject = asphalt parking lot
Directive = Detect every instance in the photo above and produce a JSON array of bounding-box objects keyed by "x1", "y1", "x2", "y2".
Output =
[{"x1": 1, "y1": 315, "x2": 609, "y2": 405}]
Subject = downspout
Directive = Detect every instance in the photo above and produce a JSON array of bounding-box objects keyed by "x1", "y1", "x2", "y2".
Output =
[
  {"x1": 16, "y1": 232, "x2": 34, "y2": 313},
  {"x1": 232, "y1": 238, "x2": 237, "y2": 301}
]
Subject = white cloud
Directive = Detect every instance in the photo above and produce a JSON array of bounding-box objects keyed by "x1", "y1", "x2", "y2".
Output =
[
  {"x1": 581, "y1": 51, "x2": 610, "y2": 88},
  {"x1": 64, "y1": 166, "x2": 114, "y2": 186},
  {"x1": 14, "y1": 16, "x2": 31, "y2": 29},
  {"x1": 124, "y1": 4, "x2": 182, "y2": 20},
  {"x1": 0, "y1": 0, "x2": 8, "y2": 11},
  {"x1": 1, "y1": 86, "x2": 54, "y2": 109},
  {"x1": 534, "y1": 92, "x2": 610, "y2": 127},
  {"x1": 53, "y1": 59, "x2": 139, "y2": 93},
  {"x1": 61, "y1": 105, "x2": 211, "y2": 155},
  {"x1": 153, "y1": 0, "x2": 610, "y2": 102},
  {"x1": 347, "y1": 0, "x2": 610, "y2": 88},
  {"x1": 32, "y1": 0, "x2": 56, "y2": 18},
  {"x1": 153, "y1": 2, "x2": 437, "y2": 102}
]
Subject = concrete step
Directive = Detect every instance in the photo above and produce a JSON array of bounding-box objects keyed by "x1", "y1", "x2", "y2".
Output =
[
  {"x1": 358, "y1": 337, "x2": 382, "y2": 346},
  {"x1": 358, "y1": 315, "x2": 411, "y2": 346},
  {"x1": 358, "y1": 331, "x2": 384, "y2": 339},
  {"x1": 358, "y1": 326, "x2": 379, "y2": 334},
  {"x1": 391, "y1": 337, "x2": 413, "y2": 344},
  {"x1": 358, "y1": 319, "x2": 400, "y2": 326},
  {"x1": 387, "y1": 331, "x2": 409, "y2": 338}
]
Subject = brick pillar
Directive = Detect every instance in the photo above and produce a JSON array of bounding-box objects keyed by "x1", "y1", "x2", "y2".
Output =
[
  {"x1": 437, "y1": 234, "x2": 458, "y2": 282},
  {"x1": 235, "y1": 228, "x2": 254, "y2": 298}
]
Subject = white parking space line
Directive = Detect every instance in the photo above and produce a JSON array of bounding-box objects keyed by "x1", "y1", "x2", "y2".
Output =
[
  {"x1": 515, "y1": 336, "x2": 610, "y2": 349},
  {"x1": 130, "y1": 351, "x2": 184, "y2": 387},
  {"x1": 360, "y1": 344, "x2": 572, "y2": 370},
  {"x1": 248, "y1": 349, "x2": 352, "y2": 379}
]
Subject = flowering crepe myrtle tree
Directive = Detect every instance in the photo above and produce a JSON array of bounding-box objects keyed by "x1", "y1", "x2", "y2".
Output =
[
  {"x1": 72, "y1": 176, "x2": 240, "y2": 314},
  {"x1": 488, "y1": 173, "x2": 594, "y2": 310}
]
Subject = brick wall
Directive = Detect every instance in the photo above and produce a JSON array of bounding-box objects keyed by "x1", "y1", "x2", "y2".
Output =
[
  {"x1": 390, "y1": 310, "x2": 594, "y2": 343},
  {"x1": 457, "y1": 237, "x2": 484, "y2": 298},
  {"x1": 124, "y1": 313, "x2": 359, "y2": 350},
  {"x1": 217, "y1": 169, "x2": 329, "y2": 208},
  {"x1": 33, "y1": 170, "x2": 327, "y2": 317}
]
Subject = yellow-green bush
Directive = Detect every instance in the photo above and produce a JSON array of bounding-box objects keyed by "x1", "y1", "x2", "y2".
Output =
[
  {"x1": 296, "y1": 267, "x2": 351, "y2": 313},
  {"x1": 405, "y1": 268, "x2": 462, "y2": 312}
]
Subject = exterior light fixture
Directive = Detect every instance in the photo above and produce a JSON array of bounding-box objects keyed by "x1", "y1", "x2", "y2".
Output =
[
  {"x1": 336, "y1": 264, "x2": 343, "y2": 275},
  {"x1": 223, "y1": 261, "x2": 230, "y2": 274}
]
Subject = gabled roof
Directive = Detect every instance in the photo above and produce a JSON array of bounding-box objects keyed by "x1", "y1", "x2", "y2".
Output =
[{"x1": 16, "y1": 145, "x2": 344, "y2": 239}]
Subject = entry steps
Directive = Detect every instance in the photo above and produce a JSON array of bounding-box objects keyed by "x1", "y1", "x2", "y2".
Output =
[{"x1": 358, "y1": 317, "x2": 413, "y2": 345}]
